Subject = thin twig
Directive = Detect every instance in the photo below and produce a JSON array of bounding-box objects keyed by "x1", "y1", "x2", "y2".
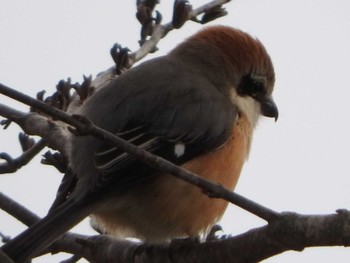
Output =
[
  {"x1": 191, "y1": 0, "x2": 230, "y2": 17},
  {"x1": 131, "y1": 0, "x2": 231, "y2": 65},
  {"x1": 0, "y1": 83, "x2": 279, "y2": 222},
  {"x1": 59, "y1": 254, "x2": 81, "y2": 263},
  {"x1": 0, "y1": 139, "x2": 46, "y2": 174},
  {"x1": 91, "y1": 0, "x2": 231, "y2": 90},
  {"x1": 0, "y1": 192, "x2": 40, "y2": 227}
]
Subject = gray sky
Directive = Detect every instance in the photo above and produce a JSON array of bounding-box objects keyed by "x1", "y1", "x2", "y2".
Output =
[{"x1": 1, "y1": 1, "x2": 350, "y2": 262}]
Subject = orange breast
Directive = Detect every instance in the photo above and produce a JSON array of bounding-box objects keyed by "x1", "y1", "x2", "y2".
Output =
[
  {"x1": 92, "y1": 115, "x2": 252, "y2": 241},
  {"x1": 156, "y1": 115, "x2": 252, "y2": 237}
]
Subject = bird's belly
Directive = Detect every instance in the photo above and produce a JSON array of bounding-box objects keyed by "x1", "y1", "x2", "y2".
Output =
[{"x1": 91, "y1": 117, "x2": 252, "y2": 242}]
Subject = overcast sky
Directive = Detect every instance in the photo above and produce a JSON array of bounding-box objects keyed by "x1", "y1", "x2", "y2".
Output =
[{"x1": 1, "y1": 1, "x2": 350, "y2": 262}]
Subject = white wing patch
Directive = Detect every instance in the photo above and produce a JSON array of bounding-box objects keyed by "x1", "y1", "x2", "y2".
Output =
[{"x1": 174, "y1": 143, "x2": 185, "y2": 157}]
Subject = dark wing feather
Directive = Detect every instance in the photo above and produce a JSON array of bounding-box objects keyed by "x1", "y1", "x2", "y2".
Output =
[
  {"x1": 68, "y1": 55, "x2": 237, "y2": 200},
  {"x1": 94, "y1": 126, "x2": 161, "y2": 174},
  {"x1": 1, "y1": 55, "x2": 238, "y2": 263},
  {"x1": 74, "y1": 58, "x2": 237, "y2": 196},
  {"x1": 48, "y1": 169, "x2": 77, "y2": 212}
]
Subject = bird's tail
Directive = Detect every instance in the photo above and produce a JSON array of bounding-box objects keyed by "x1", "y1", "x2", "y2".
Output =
[{"x1": 1, "y1": 199, "x2": 91, "y2": 263}]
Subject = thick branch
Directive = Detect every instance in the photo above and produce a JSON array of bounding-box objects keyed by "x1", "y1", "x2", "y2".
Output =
[
  {"x1": 0, "y1": 103, "x2": 70, "y2": 155},
  {"x1": 1, "y1": 189, "x2": 349, "y2": 262},
  {"x1": 2, "y1": 2, "x2": 348, "y2": 262},
  {"x1": 50, "y1": 211, "x2": 350, "y2": 262}
]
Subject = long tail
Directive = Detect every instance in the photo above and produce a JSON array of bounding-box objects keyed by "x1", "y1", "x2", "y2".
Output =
[{"x1": 1, "y1": 199, "x2": 91, "y2": 263}]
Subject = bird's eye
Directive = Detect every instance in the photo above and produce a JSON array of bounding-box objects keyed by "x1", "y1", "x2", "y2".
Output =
[
  {"x1": 249, "y1": 81, "x2": 264, "y2": 97},
  {"x1": 237, "y1": 75, "x2": 266, "y2": 98}
]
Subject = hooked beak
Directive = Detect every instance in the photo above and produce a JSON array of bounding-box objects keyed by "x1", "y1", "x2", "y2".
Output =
[{"x1": 259, "y1": 96, "x2": 279, "y2": 121}]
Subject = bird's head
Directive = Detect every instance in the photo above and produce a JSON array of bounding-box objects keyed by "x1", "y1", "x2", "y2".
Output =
[{"x1": 182, "y1": 26, "x2": 278, "y2": 128}]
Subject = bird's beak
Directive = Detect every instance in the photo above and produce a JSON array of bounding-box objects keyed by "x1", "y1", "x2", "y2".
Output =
[{"x1": 259, "y1": 96, "x2": 279, "y2": 121}]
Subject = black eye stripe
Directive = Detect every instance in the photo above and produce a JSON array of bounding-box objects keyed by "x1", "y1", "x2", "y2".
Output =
[
  {"x1": 237, "y1": 75, "x2": 266, "y2": 97},
  {"x1": 249, "y1": 81, "x2": 264, "y2": 97}
]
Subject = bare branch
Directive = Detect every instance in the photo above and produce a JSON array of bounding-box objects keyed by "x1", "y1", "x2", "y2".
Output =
[
  {"x1": 92, "y1": 0, "x2": 231, "y2": 90},
  {"x1": 0, "y1": 103, "x2": 70, "y2": 156},
  {"x1": 132, "y1": 0, "x2": 231, "y2": 64},
  {"x1": 0, "y1": 102, "x2": 26, "y2": 123},
  {"x1": 1, "y1": 188, "x2": 349, "y2": 262},
  {"x1": 59, "y1": 254, "x2": 81, "y2": 263},
  {"x1": 0, "y1": 83, "x2": 278, "y2": 222},
  {"x1": 191, "y1": 0, "x2": 229, "y2": 20},
  {"x1": 47, "y1": 211, "x2": 350, "y2": 262},
  {"x1": 2, "y1": 2, "x2": 347, "y2": 262},
  {"x1": 0, "y1": 192, "x2": 39, "y2": 227},
  {"x1": 0, "y1": 139, "x2": 46, "y2": 174},
  {"x1": 1, "y1": 162, "x2": 349, "y2": 262}
]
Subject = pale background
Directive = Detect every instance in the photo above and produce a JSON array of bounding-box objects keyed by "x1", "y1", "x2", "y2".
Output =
[{"x1": 1, "y1": 0, "x2": 350, "y2": 262}]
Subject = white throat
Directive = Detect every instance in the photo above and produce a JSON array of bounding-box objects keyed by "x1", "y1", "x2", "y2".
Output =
[{"x1": 230, "y1": 89, "x2": 260, "y2": 128}]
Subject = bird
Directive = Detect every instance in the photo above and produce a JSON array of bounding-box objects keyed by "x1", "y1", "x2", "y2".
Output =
[{"x1": 2, "y1": 25, "x2": 278, "y2": 262}]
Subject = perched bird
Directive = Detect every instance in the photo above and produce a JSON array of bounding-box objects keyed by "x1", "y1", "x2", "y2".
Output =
[{"x1": 2, "y1": 25, "x2": 278, "y2": 262}]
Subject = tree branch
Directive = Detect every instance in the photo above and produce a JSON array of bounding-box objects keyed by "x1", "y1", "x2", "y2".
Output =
[
  {"x1": 0, "y1": 83, "x2": 278, "y2": 222},
  {"x1": 0, "y1": 139, "x2": 46, "y2": 174},
  {"x1": 0, "y1": 103, "x2": 70, "y2": 156},
  {"x1": 1, "y1": 0, "x2": 233, "y2": 165},
  {"x1": 90, "y1": 0, "x2": 231, "y2": 92},
  {"x1": 2, "y1": 1, "x2": 349, "y2": 262},
  {"x1": 0, "y1": 192, "x2": 40, "y2": 227},
  {"x1": 1, "y1": 188, "x2": 350, "y2": 262},
  {"x1": 47, "y1": 211, "x2": 350, "y2": 262},
  {"x1": 131, "y1": 0, "x2": 231, "y2": 64}
]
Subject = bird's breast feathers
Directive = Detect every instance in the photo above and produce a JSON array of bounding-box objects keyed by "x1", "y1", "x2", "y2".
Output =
[{"x1": 92, "y1": 114, "x2": 252, "y2": 241}]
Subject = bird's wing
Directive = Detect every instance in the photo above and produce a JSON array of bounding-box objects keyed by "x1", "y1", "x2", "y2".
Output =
[
  {"x1": 50, "y1": 56, "x2": 238, "y2": 209},
  {"x1": 83, "y1": 57, "x2": 238, "y2": 193}
]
